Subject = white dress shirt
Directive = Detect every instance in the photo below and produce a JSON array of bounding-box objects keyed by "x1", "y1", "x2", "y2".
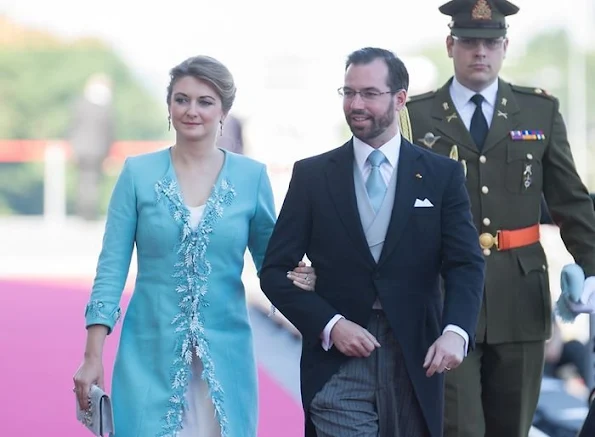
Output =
[
  {"x1": 449, "y1": 76, "x2": 499, "y2": 130},
  {"x1": 320, "y1": 133, "x2": 470, "y2": 356}
]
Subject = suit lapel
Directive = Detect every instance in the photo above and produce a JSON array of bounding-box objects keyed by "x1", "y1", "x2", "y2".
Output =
[
  {"x1": 481, "y1": 79, "x2": 522, "y2": 154},
  {"x1": 325, "y1": 141, "x2": 376, "y2": 267},
  {"x1": 378, "y1": 139, "x2": 422, "y2": 267},
  {"x1": 431, "y1": 81, "x2": 477, "y2": 153}
]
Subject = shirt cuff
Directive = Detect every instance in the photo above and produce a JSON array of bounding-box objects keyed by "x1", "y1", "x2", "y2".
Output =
[
  {"x1": 443, "y1": 324, "x2": 469, "y2": 357},
  {"x1": 321, "y1": 314, "x2": 344, "y2": 351}
]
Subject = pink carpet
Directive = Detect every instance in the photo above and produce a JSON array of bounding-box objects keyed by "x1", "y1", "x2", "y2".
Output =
[{"x1": 0, "y1": 279, "x2": 303, "y2": 436}]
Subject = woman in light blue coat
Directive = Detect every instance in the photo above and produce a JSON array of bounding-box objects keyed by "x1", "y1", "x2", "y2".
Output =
[{"x1": 73, "y1": 55, "x2": 315, "y2": 437}]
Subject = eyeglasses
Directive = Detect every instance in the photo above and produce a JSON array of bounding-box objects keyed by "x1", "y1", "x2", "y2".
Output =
[
  {"x1": 337, "y1": 87, "x2": 394, "y2": 101},
  {"x1": 452, "y1": 36, "x2": 505, "y2": 50}
]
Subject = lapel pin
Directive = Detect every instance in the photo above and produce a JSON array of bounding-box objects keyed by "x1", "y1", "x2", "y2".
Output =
[
  {"x1": 497, "y1": 110, "x2": 508, "y2": 119},
  {"x1": 501, "y1": 97, "x2": 507, "y2": 106},
  {"x1": 442, "y1": 102, "x2": 449, "y2": 111},
  {"x1": 415, "y1": 173, "x2": 423, "y2": 179},
  {"x1": 446, "y1": 112, "x2": 458, "y2": 123}
]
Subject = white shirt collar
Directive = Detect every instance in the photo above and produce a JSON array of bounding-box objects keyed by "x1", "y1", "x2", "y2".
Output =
[
  {"x1": 451, "y1": 76, "x2": 499, "y2": 109},
  {"x1": 353, "y1": 131, "x2": 401, "y2": 172}
]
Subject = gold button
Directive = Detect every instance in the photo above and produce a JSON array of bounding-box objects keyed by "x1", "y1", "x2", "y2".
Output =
[
  {"x1": 483, "y1": 249, "x2": 491, "y2": 256},
  {"x1": 479, "y1": 155, "x2": 487, "y2": 164},
  {"x1": 483, "y1": 218, "x2": 491, "y2": 226},
  {"x1": 482, "y1": 186, "x2": 489, "y2": 194},
  {"x1": 527, "y1": 153, "x2": 533, "y2": 160}
]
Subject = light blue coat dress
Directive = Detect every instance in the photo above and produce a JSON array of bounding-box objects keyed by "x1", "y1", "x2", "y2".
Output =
[{"x1": 84, "y1": 148, "x2": 276, "y2": 437}]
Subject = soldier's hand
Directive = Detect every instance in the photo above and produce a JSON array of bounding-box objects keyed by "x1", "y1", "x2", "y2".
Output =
[
  {"x1": 566, "y1": 277, "x2": 595, "y2": 315},
  {"x1": 330, "y1": 319, "x2": 381, "y2": 357},
  {"x1": 423, "y1": 331, "x2": 465, "y2": 377}
]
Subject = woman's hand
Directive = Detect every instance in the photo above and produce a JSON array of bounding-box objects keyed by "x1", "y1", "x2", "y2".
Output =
[
  {"x1": 287, "y1": 261, "x2": 316, "y2": 291},
  {"x1": 73, "y1": 357, "x2": 104, "y2": 410}
]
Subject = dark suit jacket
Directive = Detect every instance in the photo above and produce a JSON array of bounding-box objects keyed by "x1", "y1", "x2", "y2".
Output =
[
  {"x1": 260, "y1": 138, "x2": 485, "y2": 437},
  {"x1": 579, "y1": 392, "x2": 595, "y2": 437}
]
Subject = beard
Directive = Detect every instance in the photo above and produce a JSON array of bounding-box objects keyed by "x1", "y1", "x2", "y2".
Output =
[{"x1": 346, "y1": 100, "x2": 395, "y2": 142}]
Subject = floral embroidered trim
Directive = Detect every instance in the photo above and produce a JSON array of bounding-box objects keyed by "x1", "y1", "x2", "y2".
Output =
[
  {"x1": 85, "y1": 300, "x2": 121, "y2": 325},
  {"x1": 155, "y1": 176, "x2": 236, "y2": 437}
]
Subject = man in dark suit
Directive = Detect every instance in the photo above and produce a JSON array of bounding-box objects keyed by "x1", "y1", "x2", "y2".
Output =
[
  {"x1": 69, "y1": 73, "x2": 115, "y2": 220},
  {"x1": 260, "y1": 47, "x2": 485, "y2": 437},
  {"x1": 405, "y1": 1, "x2": 595, "y2": 436}
]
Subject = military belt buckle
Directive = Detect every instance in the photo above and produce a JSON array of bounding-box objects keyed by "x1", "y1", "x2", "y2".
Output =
[{"x1": 479, "y1": 232, "x2": 500, "y2": 250}]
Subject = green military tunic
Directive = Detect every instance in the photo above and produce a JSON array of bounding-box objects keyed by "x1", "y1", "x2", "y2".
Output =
[
  {"x1": 406, "y1": 77, "x2": 595, "y2": 437},
  {"x1": 407, "y1": 78, "x2": 595, "y2": 344}
]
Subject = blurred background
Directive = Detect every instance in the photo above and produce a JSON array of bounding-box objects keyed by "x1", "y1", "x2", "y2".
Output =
[{"x1": 0, "y1": 0, "x2": 594, "y2": 436}]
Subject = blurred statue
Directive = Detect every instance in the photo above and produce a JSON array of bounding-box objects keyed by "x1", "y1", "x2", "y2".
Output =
[
  {"x1": 69, "y1": 73, "x2": 115, "y2": 220},
  {"x1": 216, "y1": 114, "x2": 244, "y2": 154}
]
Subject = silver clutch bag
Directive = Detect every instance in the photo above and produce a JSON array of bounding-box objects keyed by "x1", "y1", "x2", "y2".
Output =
[{"x1": 75, "y1": 385, "x2": 115, "y2": 436}]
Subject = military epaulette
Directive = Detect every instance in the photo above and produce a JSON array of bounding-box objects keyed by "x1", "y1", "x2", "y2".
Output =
[
  {"x1": 511, "y1": 84, "x2": 556, "y2": 100},
  {"x1": 407, "y1": 90, "x2": 436, "y2": 103}
]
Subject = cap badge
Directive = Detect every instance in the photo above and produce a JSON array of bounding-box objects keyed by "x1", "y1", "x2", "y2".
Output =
[{"x1": 472, "y1": 0, "x2": 492, "y2": 20}]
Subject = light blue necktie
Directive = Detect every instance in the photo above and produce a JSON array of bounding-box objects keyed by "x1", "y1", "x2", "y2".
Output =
[{"x1": 366, "y1": 149, "x2": 388, "y2": 213}]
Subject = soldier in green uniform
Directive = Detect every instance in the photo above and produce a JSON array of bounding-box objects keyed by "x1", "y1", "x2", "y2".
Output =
[{"x1": 406, "y1": 0, "x2": 595, "y2": 436}]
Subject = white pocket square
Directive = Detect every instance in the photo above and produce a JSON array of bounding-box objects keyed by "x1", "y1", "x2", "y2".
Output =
[{"x1": 414, "y1": 198, "x2": 434, "y2": 207}]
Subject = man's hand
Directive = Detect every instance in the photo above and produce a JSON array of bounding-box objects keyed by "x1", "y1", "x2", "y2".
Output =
[
  {"x1": 423, "y1": 331, "x2": 465, "y2": 377},
  {"x1": 330, "y1": 318, "x2": 381, "y2": 357}
]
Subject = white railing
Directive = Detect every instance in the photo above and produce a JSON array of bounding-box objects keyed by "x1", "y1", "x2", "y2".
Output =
[{"x1": 43, "y1": 142, "x2": 67, "y2": 225}]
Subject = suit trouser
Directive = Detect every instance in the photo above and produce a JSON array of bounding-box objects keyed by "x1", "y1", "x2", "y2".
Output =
[
  {"x1": 444, "y1": 341, "x2": 545, "y2": 437},
  {"x1": 578, "y1": 395, "x2": 595, "y2": 437},
  {"x1": 310, "y1": 311, "x2": 429, "y2": 437}
]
